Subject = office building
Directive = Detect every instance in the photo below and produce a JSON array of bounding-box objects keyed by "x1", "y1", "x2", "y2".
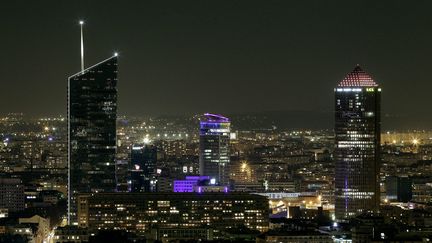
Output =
[
  {"x1": 199, "y1": 113, "x2": 231, "y2": 185},
  {"x1": 257, "y1": 230, "x2": 333, "y2": 243},
  {"x1": 77, "y1": 192, "x2": 269, "y2": 239},
  {"x1": 115, "y1": 159, "x2": 129, "y2": 192},
  {"x1": 386, "y1": 176, "x2": 412, "y2": 203},
  {"x1": 173, "y1": 176, "x2": 210, "y2": 192},
  {"x1": 54, "y1": 226, "x2": 89, "y2": 243},
  {"x1": 173, "y1": 176, "x2": 228, "y2": 193},
  {"x1": 68, "y1": 55, "x2": 118, "y2": 224},
  {"x1": 334, "y1": 65, "x2": 381, "y2": 220},
  {"x1": 0, "y1": 178, "x2": 25, "y2": 212},
  {"x1": 130, "y1": 144, "x2": 157, "y2": 192}
]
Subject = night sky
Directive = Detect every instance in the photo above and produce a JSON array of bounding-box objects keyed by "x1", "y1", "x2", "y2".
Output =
[{"x1": 1, "y1": 1, "x2": 432, "y2": 126}]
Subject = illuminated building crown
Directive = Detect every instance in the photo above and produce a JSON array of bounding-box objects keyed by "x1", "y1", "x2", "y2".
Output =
[{"x1": 338, "y1": 65, "x2": 378, "y2": 87}]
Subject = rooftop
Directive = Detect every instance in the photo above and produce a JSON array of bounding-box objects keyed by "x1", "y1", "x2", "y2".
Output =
[
  {"x1": 201, "y1": 113, "x2": 230, "y2": 122},
  {"x1": 338, "y1": 65, "x2": 378, "y2": 87},
  {"x1": 69, "y1": 55, "x2": 117, "y2": 79}
]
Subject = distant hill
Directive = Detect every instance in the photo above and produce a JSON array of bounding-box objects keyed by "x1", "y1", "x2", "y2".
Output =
[{"x1": 227, "y1": 110, "x2": 432, "y2": 131}]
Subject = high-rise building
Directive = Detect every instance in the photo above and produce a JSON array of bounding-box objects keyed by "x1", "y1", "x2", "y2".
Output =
[
  {"x1": 199, "y1": 113, "x2": 231, "y2": 185},
  {"x1": 334, "y1": 65, "x2": 381, "y2": 220},
  {"x1": 68, "y1": 55, "x2": 118, "y2": 224},
  {"x1": 130, "y1": 144, "x2": 157, "y2": 192},
  {"x1": 115, "y1": 159, "x2": 129, "y2": 192},
  {"x1": 386, "y1": 176, "x2": 412, "y2": 203}
]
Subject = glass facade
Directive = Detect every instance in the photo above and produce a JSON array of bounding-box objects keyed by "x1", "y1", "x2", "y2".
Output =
[
  {"x1": 386, "y1": 176, "x2": 412, "y2": 203},
  {"x1": 199, "y1": 113, "x2": 231, "y2": 185},
  {"x1": 130, "y1": 144, "x2": 157, "y2": 192},
  {"x1": 68, "y1": 56, "x2": 118, "y2": 224},
  {"x1": 334, "y1": 65, "x2": 381, "y2": 220}
]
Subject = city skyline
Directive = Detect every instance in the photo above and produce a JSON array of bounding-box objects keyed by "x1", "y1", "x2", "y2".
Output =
[
  {"x1": 1, "y1": 1, "x2": 432, "y2": 129},
  {"x1": 1, "y1": 2, "x2": 432, "y2": 242}
]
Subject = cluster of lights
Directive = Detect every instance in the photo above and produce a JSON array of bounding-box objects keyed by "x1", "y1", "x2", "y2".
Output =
[
  {"x1": 44, "y1": 126, "x2": 57, "y2": 131},
  {"x1": 389, "y1": 139, "x2": 420, "y2": 145},
  {"x1": 39, "y1": 117, "x2": 65, "y2": 121},
  {"x1": 338, "y1": 65, "x2": 378, "y2": 87}
]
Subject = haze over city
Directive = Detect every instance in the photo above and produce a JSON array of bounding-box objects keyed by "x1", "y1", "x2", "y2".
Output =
[
  {"x1": 1, "y1": 0, "x2": 432, "y2": 129},
  {"x1": 1, "y1": 1, "x2": 432, "y2": 243}
]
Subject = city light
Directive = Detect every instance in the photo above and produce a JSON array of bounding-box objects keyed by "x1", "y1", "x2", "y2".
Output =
[
  {"x1": 143, "y1": 137, "x2": 151, "y2": 144},
  {"x1": 241, "y1": 162, "x2": 247, "y2": 170},
  {"x1": 1, "y1": 4, "x2": 429, "y2": 242}
]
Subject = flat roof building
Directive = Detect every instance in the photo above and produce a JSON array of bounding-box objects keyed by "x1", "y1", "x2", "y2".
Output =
[{"x1": 77, "y1": 192, "x2": 269, "y2": 240}]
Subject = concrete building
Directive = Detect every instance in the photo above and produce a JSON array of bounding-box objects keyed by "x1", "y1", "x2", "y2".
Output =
[
  {"x1": 77, "y1": 192, "x2": 268, "y2": 240},
  {"x1": 0, "y1": 178, "x2": 25, "y2": 212}
]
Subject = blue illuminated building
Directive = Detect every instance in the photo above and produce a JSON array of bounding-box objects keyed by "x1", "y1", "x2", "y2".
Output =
[{"x1": 199, "y1": 113, "x2": 231, "y2": 185}]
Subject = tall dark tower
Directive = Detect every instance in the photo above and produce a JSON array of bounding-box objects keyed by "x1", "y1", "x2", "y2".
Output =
[
  {"x1": 334, "y1": 65, "x2": 381, "y2": 220},
  {"x1": 130, "y1": 144, "x2": 158, "y2": 192},
  {"x1": 199, "y1": 113, "x2": 231, "y2": 185},
  {"x1": 68, "y1": 55, "x2": 118, "y2": 225}
]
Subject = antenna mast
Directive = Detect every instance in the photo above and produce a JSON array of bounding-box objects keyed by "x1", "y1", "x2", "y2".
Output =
[{"x1": 79, "y1": 20, "x2": 84, "y2": 72}]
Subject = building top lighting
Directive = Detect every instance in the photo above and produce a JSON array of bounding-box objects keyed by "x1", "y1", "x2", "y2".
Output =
[
  {"x1": 338, "y1": 65, "x2": 378, "y2": 87},
  {"x1": 202, "y1": 113, "x2": 230, "y2": 122}
]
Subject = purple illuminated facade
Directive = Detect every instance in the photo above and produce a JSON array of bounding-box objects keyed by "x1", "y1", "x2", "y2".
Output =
[
  {"x1": 199, "y1": 113, "x2": 231, "y2": 185},
  {"x1": 173, "y1": 176, "x2": 210, "y2": 192},
  {"x1": 174, "y1": 176, "x2": 229, "y2": 193}
]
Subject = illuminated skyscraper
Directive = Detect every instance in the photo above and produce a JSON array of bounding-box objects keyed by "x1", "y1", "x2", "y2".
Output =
[
  {"x1": 335, "y1": 65, "x2": 381, "y2": 220},
  {"x1": 68, "y1": 55, "x2": 118, "y2": 224},
  {"x1": 199, "y1": 113, "x2": 231, "y2": 185},
  {"x1": 334, "y1": 65, "x2": 381, "y2": 220}
]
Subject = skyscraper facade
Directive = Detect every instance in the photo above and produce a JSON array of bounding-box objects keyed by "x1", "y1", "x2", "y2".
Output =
[
  {"x1": 68, "y1": 55, "x2": 118, "y2": 224},
  {"x1": 334, "y1": 65, "x2": 381, "y2": 220},
  {"x1": 130, "y1": 144, "x2": 158, "y2": 192},
  {"x1": 386, "y1": 176, "x2": 412, "y2": 203},
  {"x1": 199, "y1": 113, "x2": 231, "y2": 185}
]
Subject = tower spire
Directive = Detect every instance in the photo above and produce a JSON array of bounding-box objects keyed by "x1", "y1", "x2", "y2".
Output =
[{"x1": 79, "y1": 20, "x2": 85, "y2": 72}]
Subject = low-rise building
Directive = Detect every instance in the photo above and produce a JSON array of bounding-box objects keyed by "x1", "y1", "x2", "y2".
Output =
[
  {"x1": 0, "y1": 178, "x2": 25, "y2": 212},
  {"x1": 257, "y1": 230, "x2": 333, "y2": 243},
  {"x1": 19, "y1": 215, "x2": 50, "y2": 243},
  {"x1": 77, "y1": 192, "x2": 269, "y2": 240},
  {"x1": 54, "y1": 225, "x2": 89, "y2": 243}
]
